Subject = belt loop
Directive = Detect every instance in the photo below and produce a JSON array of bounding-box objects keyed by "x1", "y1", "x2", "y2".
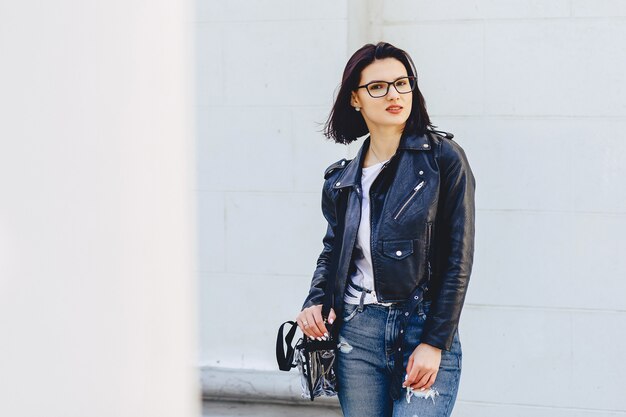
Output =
[
  {"x1": 358, "y1": 289, "x2": 366, "y2": 312},
  {"x1": 417, "y1": 301, "x2": 424, "y2": 318}
]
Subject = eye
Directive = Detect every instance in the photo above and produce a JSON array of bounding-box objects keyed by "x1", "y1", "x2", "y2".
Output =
[
  {"x1": 396, "y1": 80, "x2": 407, "y2": 86},
  {"x1": 369, "y1": 83, "x2": 385, "y2": 90}
]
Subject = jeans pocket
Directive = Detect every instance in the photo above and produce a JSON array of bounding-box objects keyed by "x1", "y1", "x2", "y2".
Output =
[{"x1": 342, "y1": 303, "x2": 359, "y2": 323}]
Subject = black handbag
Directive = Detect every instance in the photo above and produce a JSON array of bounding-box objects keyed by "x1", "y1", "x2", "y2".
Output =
[{"x1": 276, "y1": 317, "x2": 338, "y2": 401}]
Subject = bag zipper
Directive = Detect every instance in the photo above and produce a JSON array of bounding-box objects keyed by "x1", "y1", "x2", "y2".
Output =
[{"x1": 393, "y1": 180, "x2": 426, "y2": 220}]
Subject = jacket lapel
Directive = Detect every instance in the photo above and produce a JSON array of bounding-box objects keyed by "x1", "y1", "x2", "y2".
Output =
[{"x1": 331, "y1": 137, "x2": 369, "y2": 191}]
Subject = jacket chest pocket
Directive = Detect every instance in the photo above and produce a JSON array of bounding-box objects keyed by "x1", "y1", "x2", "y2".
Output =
[
  {"x1": 382, "y1": 239, "x2": 414, "y2": 260},
  {"x1": 392, "y1": 179, "x2": 426, "y2": 221}
]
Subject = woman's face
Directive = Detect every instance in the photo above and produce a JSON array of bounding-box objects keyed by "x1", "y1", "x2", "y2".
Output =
[{"x1": 350, "y1": 57, "x2": 413, "y2": 132}]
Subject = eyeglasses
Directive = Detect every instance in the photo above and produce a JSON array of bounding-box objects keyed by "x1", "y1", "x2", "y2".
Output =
[{"x1": 356, "y1": 76, "x2": 416, "y2": 98}]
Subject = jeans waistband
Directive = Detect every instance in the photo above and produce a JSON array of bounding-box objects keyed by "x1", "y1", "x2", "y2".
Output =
[{"x1": 348, "y1": 281, "x2": 398, "y2": 312}]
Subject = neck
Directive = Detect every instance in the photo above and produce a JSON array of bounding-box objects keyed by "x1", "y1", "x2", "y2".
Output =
[{"x1": 368, "y1": 125, "x2": 403, "y2": 160}]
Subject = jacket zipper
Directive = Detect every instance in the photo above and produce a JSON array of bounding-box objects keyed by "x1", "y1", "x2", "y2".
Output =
[{"x1": 393, "y1": 180, "x2": 426, "y2": 220}]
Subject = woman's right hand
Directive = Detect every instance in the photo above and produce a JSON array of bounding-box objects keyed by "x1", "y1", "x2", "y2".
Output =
[{"x1": 296, "y1": 305, "x2": 336, "y2": 340}]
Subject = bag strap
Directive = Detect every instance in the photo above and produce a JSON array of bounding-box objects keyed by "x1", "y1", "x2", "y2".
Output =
[{"x1": 276, "y1": 320, "x2": 299, "y2": 371}]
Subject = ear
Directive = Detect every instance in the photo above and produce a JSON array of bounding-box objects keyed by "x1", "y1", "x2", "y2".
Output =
[{"x1": 350, "y1": 91, "x2": 360, "y2": 108}]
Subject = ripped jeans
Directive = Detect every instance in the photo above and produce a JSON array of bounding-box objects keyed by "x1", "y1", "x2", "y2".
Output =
[{"x1": 336, "y1": 300, "x2": 462, "y2": 417}]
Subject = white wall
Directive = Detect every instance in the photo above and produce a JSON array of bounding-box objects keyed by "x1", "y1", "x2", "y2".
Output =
[
  {"x1": 0, "y1": 1, "x2": 200, "y2": 417},
  {"x1": 197, "y1": 1, "x2": 626, "y2": 415}
]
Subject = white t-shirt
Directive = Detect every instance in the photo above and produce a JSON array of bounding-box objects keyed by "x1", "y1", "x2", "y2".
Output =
[{"x1": 344, "y1": 159, "x2": 393, "y2": 306}]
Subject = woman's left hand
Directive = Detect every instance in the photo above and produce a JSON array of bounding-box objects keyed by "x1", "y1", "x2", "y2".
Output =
[{"x1": 403, "y1": 343, "x2": 442, "y2": 390}]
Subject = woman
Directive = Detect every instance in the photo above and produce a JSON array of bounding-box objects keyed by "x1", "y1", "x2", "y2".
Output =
[{"x1": 296, "y1": 42, "x2": 476, "y2": 417}]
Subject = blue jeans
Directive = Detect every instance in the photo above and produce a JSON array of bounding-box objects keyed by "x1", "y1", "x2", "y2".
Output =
[{"x1": 336, "y1": 301, "x2": 462, "y2": 417}]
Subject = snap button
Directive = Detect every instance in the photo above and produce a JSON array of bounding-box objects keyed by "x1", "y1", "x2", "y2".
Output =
[
  {"x1": 414, "y1": 296, "x2": 419, "y2": 300},
  {"x1": 336, "y1": 182, "x2": 341, "y2": 186},
  {"x1": 341, "y1": 160, "x2": 346, "y2": 166},
  {"x1": 404, "y1": 312, "x2": 409, "y2": 316},
  {"x1": 419, "y1": 170, "x2": 424, "y2": 175},
  {"x1": 398, "y1": 347, "x2": 401, "y2": 351},
  {"x1": 422, "y1": 144, "x2": 429, "y2": 148},
  {"x1": 400, "y1": 329, "x2": 404, "y2": 333},
  {"x1": 396, "y1": 250, "x2": 402, "y2": 256}
]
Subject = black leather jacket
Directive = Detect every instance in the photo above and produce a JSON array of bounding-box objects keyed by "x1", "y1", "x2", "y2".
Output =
[{"x1": 301, "y1": 130, "x2": 476, "y2": 351}]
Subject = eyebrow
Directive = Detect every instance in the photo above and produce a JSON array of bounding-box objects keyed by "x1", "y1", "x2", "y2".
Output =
[{"x1": 362, "y1": 75, "x2": 409, "y2": 84}]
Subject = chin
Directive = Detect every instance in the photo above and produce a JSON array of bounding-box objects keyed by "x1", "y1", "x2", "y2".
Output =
[{"x1": 380, "y1": 116, "x2": 409, "y2": 126}]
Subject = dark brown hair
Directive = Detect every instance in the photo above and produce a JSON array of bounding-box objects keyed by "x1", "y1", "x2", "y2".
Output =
[{"x1": 323, "y1": 42, "x2": 434, "y2": 144}]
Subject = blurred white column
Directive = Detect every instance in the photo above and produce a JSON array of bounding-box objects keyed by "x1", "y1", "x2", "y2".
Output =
[{"x1": 0, "y1": 1, "x2": 199, "y2": 417}]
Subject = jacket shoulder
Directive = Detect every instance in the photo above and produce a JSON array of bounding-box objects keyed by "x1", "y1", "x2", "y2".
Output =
[
  {"x1": 434, "y1": 132, "x2": 475, "y2": 185},
  {"x1": 323, "y1": 158, "x2": 350, "y2": 179},
  {"x1": 428, "y1": 130, "x2": 468, "y2": 164}
]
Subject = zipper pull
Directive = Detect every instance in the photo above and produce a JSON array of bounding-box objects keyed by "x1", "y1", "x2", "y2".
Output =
[{"x1": 414, "y1": 180, "x2": 425, "y2": 192}]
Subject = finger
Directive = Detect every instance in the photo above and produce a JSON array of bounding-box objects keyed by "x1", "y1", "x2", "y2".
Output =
[
  {"x1": 295, "y1": 313, "x2": 304, "y2": 331},
  {"x1": 405, "y1": 361, "x2": 423, "y2": 386},
  {"x1": 423, "y1": 372, "x2": 437, "y2": 390},
  {"x1": 297, "y1": 311, "x2": 314, "y2": 338},
  {"x1": 296, "y1": 311, "x2": 315, "y2": 337},
  {"x1": 295, "y1": 316, "x2": 307, "y2": 337},
  {"x1": 403, "y1": 356, "x2": 414, "y2": 386},
  {"x1": 296, "y1": 311, "x2": 307, "y2": 328},
  {"x1": 312, "y1": 308, "x2": 329, "y2": 336},
  {"x1": 302, "y1": 311, "x2": 315, "y2": 338},
  {"x1": 304, "y1": 310, "x2": 324, "y2": 338},
  {"x1": 328, "y1": 308, "x2": 337, "y2": 324},
  {"x1": 411, "y1": 371, "x2": 431, "y2": 391},
  {"x1": 296, "y1": 317, "x2": 312, "y2": 338}
]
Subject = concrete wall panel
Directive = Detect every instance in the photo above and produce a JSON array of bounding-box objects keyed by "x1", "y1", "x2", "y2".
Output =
[
  {"x1": 484, "y1": 20, "x2": 626, "y2": 117},
  {"x1": 383, "y1": 22, "x2": 485, "y2": 116}
]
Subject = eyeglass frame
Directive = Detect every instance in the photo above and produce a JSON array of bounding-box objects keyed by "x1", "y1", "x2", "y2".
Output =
[{"x1": 355, "y1": 76, "x2": 417, "y2": 98}]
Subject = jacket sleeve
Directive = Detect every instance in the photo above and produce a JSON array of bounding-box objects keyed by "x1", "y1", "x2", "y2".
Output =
[
  {"x1": 301, "y1": 179, "x2": 339, "y2": 310},
  {"x1": 421, "y1": 139, "x2": 476, "y2": 351}
]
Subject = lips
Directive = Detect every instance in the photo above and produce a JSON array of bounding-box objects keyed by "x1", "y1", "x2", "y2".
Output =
[{"x1": 386, "y1": 105, "x2": 403, "y2": 114}]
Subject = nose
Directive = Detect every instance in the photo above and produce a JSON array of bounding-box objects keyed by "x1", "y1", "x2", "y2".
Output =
[{"x1": 386, "y1": 84, "x2": 401, "y2": 100}]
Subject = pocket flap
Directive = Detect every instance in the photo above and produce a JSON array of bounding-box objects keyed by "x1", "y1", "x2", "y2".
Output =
[{"x1": 382, "y1": 240, "x2": 414, "y2": 260}]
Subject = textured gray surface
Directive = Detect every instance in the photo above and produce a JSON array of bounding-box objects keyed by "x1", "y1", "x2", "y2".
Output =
[
  {"x1": 201, "y1": 366, "x2": 341, "y2": 408},
  {"x1": 203, "y1": 401, "x2": 343, "y2": 417},
  {"x1": 201, "y1": 367, "x2": 343, "y2": 416}
]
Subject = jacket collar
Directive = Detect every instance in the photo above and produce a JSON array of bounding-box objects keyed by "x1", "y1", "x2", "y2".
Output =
[
  {"x1": 331, "y1": 137, "x2": 368, "y2": 189},
  {"x1": 398, "y1": 131, "x2": 431, "y2": 151},
  {"x1": 332, "y1": 132, "x2": 431, "y2": 190}
]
